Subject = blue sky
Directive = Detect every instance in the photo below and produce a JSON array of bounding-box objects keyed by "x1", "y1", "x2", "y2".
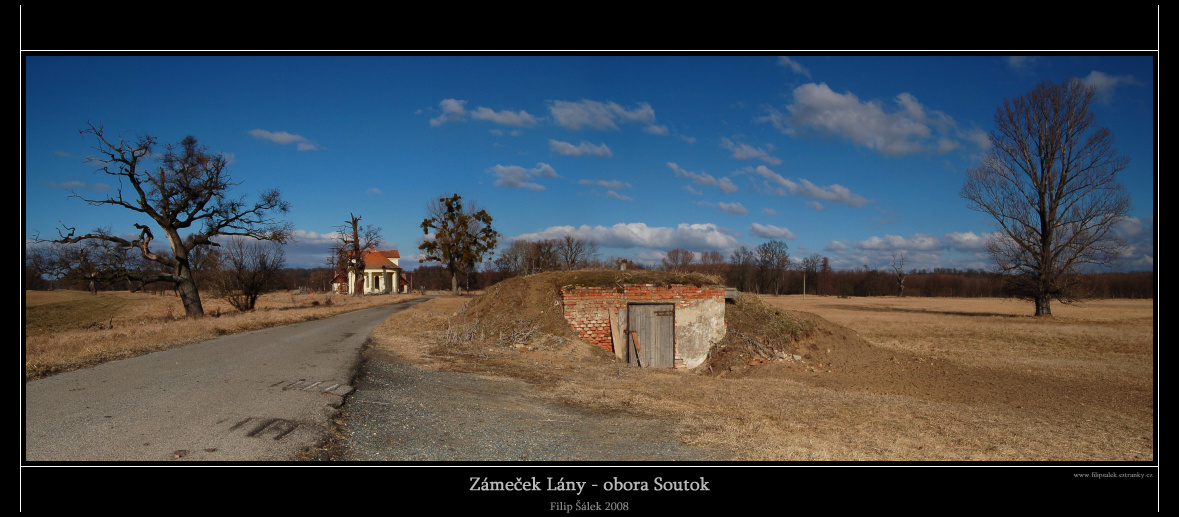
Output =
[{"x1": 23, "y1": 55, "x2": 1155, "y2": 272}]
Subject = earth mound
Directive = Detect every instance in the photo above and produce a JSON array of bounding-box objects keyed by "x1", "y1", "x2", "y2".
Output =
[{"x1": 442, "y1": 270, "x2": 882, "y2": 379}]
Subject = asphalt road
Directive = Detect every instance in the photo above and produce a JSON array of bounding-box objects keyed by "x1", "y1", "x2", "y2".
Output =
[{"x1": 24, "y1": 298, "x2": 432, "y2": 462}]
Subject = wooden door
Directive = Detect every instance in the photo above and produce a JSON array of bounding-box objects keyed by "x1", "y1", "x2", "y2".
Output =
[{"x1": 628, "y1": 304, "x2": 674, "y2": 368}]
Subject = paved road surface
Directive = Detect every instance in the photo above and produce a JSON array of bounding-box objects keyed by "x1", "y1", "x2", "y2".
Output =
[{"x1": 24, "y1": 298, "x2": 431, "y2": 462}]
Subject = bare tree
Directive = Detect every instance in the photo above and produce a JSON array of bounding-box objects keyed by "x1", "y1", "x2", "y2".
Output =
[
  {"x1": 756, "y1": 240, "x2": 790, "y2": 295},
  {"x1": 699, "y1": 250, "x2": 725, "y2": 276},
  {"x1": 333, "y1": 213, "x2": 382, "y2": 296},
  {"x1": 557, "y1": 235, "x2": 600, "y2": 270},
  {"x1": 727, "y1": 246, "x2": 757, "y2": 293},
  {"x1": 662, "y1": 248, "x2": 695, "y2": 271},
  {"x1": 961, "y1": 80, "x2": 1131, "y2": 316},
  {"x1": 890, "y1": 253, "x2": 907, "y2": 297},
  {"x1": 419, "y1": 194, "x2": 498, "y2": 295},
  {"x1": 42, "y1": 124, "x2": 291, "y2": 317},
  {"x1": 213, "y1": 238, "x2": 286, "y2": 311},
  {"x1": 801, "y1": 253, "x2": 823, "y2": 297}
]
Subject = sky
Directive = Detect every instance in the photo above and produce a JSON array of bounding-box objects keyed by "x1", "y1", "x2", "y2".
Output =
[{"x1": 23, "y1": 55, "x2": 1155, "y2": 273}]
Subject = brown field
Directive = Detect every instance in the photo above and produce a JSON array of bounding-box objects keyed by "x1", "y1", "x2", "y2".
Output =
[
  {"x1": 371, "y1": 284, "x2": 1155, "y2": 462},
  {"x1": 24, "y1": 290, "x2": 422, "y2": 381}
]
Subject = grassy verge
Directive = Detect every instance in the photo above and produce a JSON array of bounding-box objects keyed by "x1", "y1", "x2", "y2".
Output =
[{"x1": 24, "y1": 290, "x2": 423, "y2": 381}]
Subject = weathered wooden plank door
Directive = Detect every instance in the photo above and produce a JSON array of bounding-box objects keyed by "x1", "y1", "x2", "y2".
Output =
[{"x1": 628, "y1": 304, "x2": 674, "y2": 368}]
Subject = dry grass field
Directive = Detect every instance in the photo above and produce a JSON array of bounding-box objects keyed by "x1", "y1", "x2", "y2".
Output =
[
  {"x1": 24, "y1": 290, "x2": 422, "y2": 381},
  {"x1": 370, "y1": 278, "x2": 1154, "y2": 462}
]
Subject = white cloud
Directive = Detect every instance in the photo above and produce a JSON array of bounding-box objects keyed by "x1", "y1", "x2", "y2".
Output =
[
  {"x1": 48, "y1": 180, "x2": 112, "y2": 190},
  {"x1": 550, "y1": 139, "x2": 613, "y2": 157},
  {"x1": 717, "y1": 177, "x2": 739, "y2": 193},
  {"x1": 1005, "y1": 56, "x2": 1040, "y2": 70},
  {"x1": 431, "y1": 98, "x2": 538, "y2": 127},
  {"x1": 749, "y1": 223, "x2": 796, "y2": 240},
  {"x1": 1081, "y1": 70, "x2": 1138, "y2": 103},
  {"x1": 579, "y1": 179, "x2": 631, "y2": 189},
  {"x1": 805, "y1": 201, "x2": 823, "y2": 211},
  {"x1": 249, "y1": 129, "x2": 321, "y2": 151},
  {"x1": 856, "y1": 234, "x2": 940, "y2": 251},
  {"x1": 720, "y1": 137, "x2": 781, "y2": 165},
  {"x1": 766, "y1": 83, "x2": 974, "y2": 156},
  {"x1": 717, "y1": 201, "x2": 748, "y2": 215},
  {"x1": 606, "y1": 190, "x2": 633, "y2": 202},
  {"x1": 777, "y1": 56, "x2": 812, "y2": 79},
  {"x1": 470, "y1": 106, "x2": 539, "y2": 127},
  {"x1": 669, "y1": 162, "x2": 739, "y2": 194},
  {"x1": 740, "y1": 165, "x2": 869, "y2": 207},
  {"x1": 679, "y1": 135, "x2": 697, "y2": 145},
  {"x1": 512, "y1": 222, "x2": 738, "y2": 251},
  {"x1": 489, "y1": 162, "x2": 558, "y2": 190},
  {"x1": 943, "y1": 231, "x2": 990, "y2": 251},
  {"x1": 761, "y1": 208, "x2": 778, "y2": 216},
  {"x1": 429, "y1": 99, "x2": 468, "y2": 127},
  {"x1": 684, "y1": 185, "x2": 703, "y2": 196},
  {"x1": 549, "y1": 99, "x2": 665, "y2": 134}
]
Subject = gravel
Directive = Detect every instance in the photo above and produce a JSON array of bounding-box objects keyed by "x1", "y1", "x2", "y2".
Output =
[{"x1": 330, "y1": 352, "x2": 727, "y2": 462}]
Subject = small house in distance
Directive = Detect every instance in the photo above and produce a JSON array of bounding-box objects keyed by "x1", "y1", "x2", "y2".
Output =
[
  {"x1": 335, "y1": 247, "x2": 406, "y2": 295},
  {"x1": 561, "y1": 276, "x2": 727, "y2": 369}
]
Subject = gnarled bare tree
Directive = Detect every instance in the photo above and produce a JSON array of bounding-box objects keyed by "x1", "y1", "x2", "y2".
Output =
[
  {"x1": 333, "y1": 213, "x2": 382, "y2": 296},
  {"x1": 46, "y1": 124, "x2": 292, "y2": 317},
  {"x1": 961, "y1": 80, "x2": 1131, "y2": 316}
]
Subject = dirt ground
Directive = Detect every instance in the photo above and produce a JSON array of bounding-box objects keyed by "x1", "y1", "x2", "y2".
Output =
[{"x1": 330, "y1": 273, "x2": 1154, "y2": 462}]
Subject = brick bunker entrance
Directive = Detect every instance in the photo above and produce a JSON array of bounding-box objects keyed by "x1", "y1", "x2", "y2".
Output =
[{"x1": 561, "y1": 284, "x2": 727, "y2": 369}]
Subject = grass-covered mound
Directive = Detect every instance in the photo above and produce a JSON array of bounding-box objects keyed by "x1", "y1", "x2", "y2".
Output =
[{"x1": 442, "y1": 270, "x2": 828, "y2": 375}]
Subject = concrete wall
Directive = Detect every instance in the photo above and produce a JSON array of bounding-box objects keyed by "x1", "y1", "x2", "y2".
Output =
[{"x1": 561, "y1": 284, "x2": 726, "y2": 369}]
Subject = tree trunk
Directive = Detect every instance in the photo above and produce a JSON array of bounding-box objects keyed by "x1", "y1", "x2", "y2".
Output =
[
  {"x1": 451, "y1": 273, "x2": 460, "y2": 296},
  {"x1": 176, "y1": 270, "x2": 205, "y2": 318},
  {"x1": 1034, "y1": 295, "x2": 1052, "y2": 317}
]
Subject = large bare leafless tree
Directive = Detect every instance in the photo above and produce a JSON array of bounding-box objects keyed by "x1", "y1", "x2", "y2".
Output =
[
  {"x1": 45, "y1": 124, "x2": 291, "y2": 317},
  {"x1": 961, "y1": 80, "x2": 1131, "y2": 316},
  {"x1": 332, "y1": 213, "x2": 382, "y2": 296}
]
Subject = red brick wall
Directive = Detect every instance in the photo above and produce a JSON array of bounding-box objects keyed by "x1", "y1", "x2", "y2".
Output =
[{"x1": 561, "y1": 284, "x2": 726, "y2": 353}]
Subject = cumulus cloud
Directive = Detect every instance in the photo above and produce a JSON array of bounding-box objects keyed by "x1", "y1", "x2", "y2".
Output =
[
  {"x1": 720, "y1": 137, "x2": 781, "y2": 164},
  {"x1": 512, "y1": 222, "x2": 738, "y2": 251},
  {"x1": 489, "y1": 162, "x2": 558, "y2": 190},
  {"x1": 856, "y1": 234, "x2": 940, "y2": 251},
  {"x1": 777, "y1": 56, "x2": 812, "y2": 79},
  {"x1": 739, "y1": 165, "x2": 870, "y2": 207},
  {"x1": 749, "y1": 223, "x2": 796, "y2": 240},
  {"x1": 430, "y1": 98, "x2": 537, "y2": 127},
  {"x1": 1081, "y1": 70, "x2": 1139, "y2": 103},
  {"x1": 762, "y1": 83, "x2": 983, "y2": 156},
  {"x1": 550, "y1": 139, "x2": 613, "y2": 157},
  {"x1": 249, "y1": 129, "x2": 322, "y2": 151},
  {"x1": 943, "y1": 231, "x2": 990, "y2": 251},
  {"x1": 762, "y1": 208, "x2": 778, "y2": 216},
  {"x1": 669, "y1": 162, "x2": 739, "y2": 194},
  {"x1": 549, "y1": 99, "x2": 665, "y2": 134}
]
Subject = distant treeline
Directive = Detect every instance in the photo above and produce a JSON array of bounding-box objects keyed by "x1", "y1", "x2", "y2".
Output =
[{"x1": 26, "y1": 254, "x2": 1153, "y2": 300}]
